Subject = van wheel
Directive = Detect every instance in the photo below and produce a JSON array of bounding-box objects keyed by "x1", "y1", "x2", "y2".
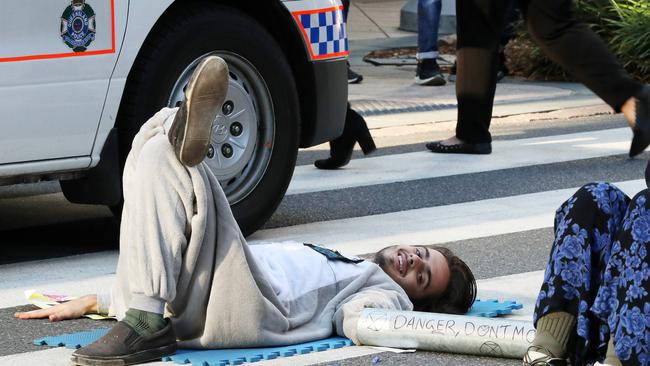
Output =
[{"x1": 115, "y1": 3, "x2": 299, "y2": 235}]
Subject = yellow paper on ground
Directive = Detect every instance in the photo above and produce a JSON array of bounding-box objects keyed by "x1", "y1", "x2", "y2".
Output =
[{"x1": 24, "y1": 290, "x2": 114, "y2": 320}]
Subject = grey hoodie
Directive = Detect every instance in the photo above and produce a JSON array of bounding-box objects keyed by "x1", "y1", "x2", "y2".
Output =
[{"x1": 98, "y1": 108, "x2": 412, "y2": 348}]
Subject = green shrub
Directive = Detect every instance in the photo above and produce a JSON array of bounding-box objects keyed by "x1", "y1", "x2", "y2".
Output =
[
  {"x1": 505, "y1": 0, "x2": 650, "y2": 82},
  {"x1": 607, "y1": 0, "x2": 650, "y2": 78}
]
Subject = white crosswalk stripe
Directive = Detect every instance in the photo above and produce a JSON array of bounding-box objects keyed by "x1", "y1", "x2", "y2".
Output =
[
  {"x1": 257, "y1": 179, "x2": 644, "y2": 253},
  {"x1": 288, "y1": 128, "x2": 631, "y2": 195},
  {"x1": 0, "y1": 125, "x2": 645, "y2": 365}
]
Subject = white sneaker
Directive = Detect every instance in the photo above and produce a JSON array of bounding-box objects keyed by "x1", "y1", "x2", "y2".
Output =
[{"x1": 523, "y1": 345, "x2": 567, "y2": 366}]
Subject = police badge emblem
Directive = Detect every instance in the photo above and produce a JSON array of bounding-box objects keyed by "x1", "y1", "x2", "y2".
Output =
[{"x1": 60, "y1": 0, "x2": 96, "y2": 52}]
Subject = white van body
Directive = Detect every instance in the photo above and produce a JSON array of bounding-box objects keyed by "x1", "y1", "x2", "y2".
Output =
[{"x1": 0, "y1": 0, "x2": 349, "y2": 234}]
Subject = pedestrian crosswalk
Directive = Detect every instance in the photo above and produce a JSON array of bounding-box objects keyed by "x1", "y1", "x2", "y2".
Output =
[
  {"x1": 288, "y1": 128, "x2": 632, "y2": 195},
  {"x1": 0, "y1": 117, "x2": 646, "y2": 365},
  {"x1": 258, "y1": 179, "x2": 645, "y2": 254}
]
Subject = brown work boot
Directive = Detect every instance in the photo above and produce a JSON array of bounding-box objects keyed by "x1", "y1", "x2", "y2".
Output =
[
  {"x1": 70, "y1": 320, "x2": 177, "y2": 366},
  {"x1": 168, "y1": 56, "x2": 229, "y2": 167}
]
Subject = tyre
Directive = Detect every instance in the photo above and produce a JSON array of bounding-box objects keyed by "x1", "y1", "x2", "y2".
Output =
[{"x1": 116, "y1": 3, "x2": 299, "y2": 235}]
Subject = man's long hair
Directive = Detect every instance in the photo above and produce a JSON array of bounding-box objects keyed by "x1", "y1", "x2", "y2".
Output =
[{"x1": 412, "y1": 246, "x2": 476, "y2": 314}]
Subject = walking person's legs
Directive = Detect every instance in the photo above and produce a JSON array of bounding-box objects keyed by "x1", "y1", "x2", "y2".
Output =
[
  {"x1": 524, "y1": 0, "x2": 648, "y2": 157},
  {"x1": 527, "y1": 182, "x2": 630, "y2": 365},
  {"x1": 415, "y1": 0, "x2": 445, "y2": 86},
  {"x1": 416, "y1": 0, "x2": 441, "y2": 61},
  {"x1": 496, "y1": 2, "x2": 520, "y2": 80},
  {"x1": 430, "y1": 0, "x2": 650, "y2": 156},
  {"x1": 71, "y1": 56, "x2": 229, "y2": 366},
  {"x1": 342, "y1": 0, "x2": 350, "y2": 18},
  {"x1": 447, "y1": 1, "x2": 519, "y2": 83},
  {"x1": 426, "y1": 0, "x2": 514, "y2": 154},
  {"x1": 342, "y1": 0, "x2": 363, "y2": 84}
]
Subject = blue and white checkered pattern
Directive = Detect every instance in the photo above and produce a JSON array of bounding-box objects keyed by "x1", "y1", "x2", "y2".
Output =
[{"x1": 297, "y1": 8, "x2": 348, "y2": 58}]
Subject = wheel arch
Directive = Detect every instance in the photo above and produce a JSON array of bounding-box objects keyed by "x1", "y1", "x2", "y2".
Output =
[
  {"x1": 110, "y1": 0, "x2": 303, "y2": 235},
  {"x1": 114, "y1": 0, "x2": 316, "y2": 147}
]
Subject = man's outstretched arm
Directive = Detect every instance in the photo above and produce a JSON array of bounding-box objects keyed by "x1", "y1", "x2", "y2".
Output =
[
  {"x1": 335, "y1": 289, "x2": 412, "y2": 345},
  {"x1": 14, "y1": 294, "x2": 97, "y2": 322}
]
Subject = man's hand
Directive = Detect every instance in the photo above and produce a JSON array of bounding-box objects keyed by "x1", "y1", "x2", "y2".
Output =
[{"x1": 14, "y1": 294, "x2": 97, "y2": 322}]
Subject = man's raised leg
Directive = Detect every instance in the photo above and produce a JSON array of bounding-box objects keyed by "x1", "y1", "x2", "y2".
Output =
[
  {"x1": 71, "y1": 56, "x2": 229, "y2": 366},
  {"x1": 168, "y1": 56, "x2": 229, "y2": 167}
]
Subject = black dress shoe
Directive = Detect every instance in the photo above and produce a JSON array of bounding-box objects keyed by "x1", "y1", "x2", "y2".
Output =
[
  {"x1": 315, "y1": 106, "x2": 376, "y2": 169},
  {"x1": 426, "y1": 140, "x2": 492, "y2": 154},
  {"x1": 71, "y1": 321, "x2": 177, "y2": 366},
  {"x1": 630, "y1": 86, "x2": 650, "y2": 157}
]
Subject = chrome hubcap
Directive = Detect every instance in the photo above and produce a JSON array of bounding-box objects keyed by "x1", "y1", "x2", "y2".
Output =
[{"x1": 168, "y1": 52, "x2": 275, "y2": 204}]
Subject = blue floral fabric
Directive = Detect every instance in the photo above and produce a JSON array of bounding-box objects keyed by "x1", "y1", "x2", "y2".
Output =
[{"x1": 534, "y1": 182, "x2": 650, "y2": 365}]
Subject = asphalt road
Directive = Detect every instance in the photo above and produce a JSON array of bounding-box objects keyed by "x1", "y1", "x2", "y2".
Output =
[{"x1": 0, "y1": 112, "x2": 644, "y2": 365}]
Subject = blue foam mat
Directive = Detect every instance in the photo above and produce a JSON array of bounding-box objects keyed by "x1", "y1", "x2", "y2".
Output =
[
  {"x1": 467, "y1": 299, "x2": 523, "y2": 317},
  {"x1": 34, "y1": 298, "x2": 522, "y2": 365},
  {"x1": 164, "y1": 338, "x2": 354, "y2": 366},
  {"x1": 34, "y1": 331, "x2": 351, "y2": 366},
  {"x1": 34, "y1": 328, "x2": 110, "y2": 348}
]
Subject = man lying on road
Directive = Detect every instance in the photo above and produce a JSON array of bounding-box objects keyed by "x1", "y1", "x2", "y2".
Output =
[
  {"x1": 14, "y1": 56, "x2": 477, "y2": 366},
  {"x1": 15, "y1": 56, "x2": 650, "y2": 366}
]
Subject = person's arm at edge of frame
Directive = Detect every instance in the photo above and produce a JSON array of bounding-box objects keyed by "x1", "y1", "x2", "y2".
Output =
[
  {"x1": 14, "y1": 294, "x2": 99, "y2": 322},
  {"x1": 334, "y1": 288, "x2": 412, "y2": 345}
]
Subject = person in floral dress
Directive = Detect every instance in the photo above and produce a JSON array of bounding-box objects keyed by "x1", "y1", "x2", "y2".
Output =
[{"x1": 525, "y1": 182, "x2": 650, "y2": 366}]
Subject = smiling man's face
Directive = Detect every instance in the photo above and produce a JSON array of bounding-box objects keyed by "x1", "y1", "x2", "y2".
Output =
[{"x1": 374, "y1": 245, "x2": 451, "y2": 301}]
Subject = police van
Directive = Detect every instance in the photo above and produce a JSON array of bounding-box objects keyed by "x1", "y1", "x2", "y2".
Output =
[{"x1": 0, "y1": 0, "x2": 348, "y2": 235}]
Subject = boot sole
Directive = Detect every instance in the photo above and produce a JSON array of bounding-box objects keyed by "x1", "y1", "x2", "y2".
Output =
[
  {"x1": 426, "y1": 141, "x2": 492, "y2": 154},
  {"x1": 70, "y1": 343, "x2": 177, "y2": 366},
  {"x1": 414, "y1": 75, "x2": 446, "y2": 86},
  {"x1": 173, "y1": 56, "x2": 229, "y2": 167}
]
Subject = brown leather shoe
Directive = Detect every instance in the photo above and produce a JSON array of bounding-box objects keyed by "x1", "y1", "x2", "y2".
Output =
[
  {"x1": 70, "y1": 320, "x2": 177, "y2": 366},
  {"x1": 168, "y1": 56, "x2": 229, "y2": 167}
]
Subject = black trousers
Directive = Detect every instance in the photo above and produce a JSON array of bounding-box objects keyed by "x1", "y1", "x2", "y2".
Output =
[
  {"x1": 342, "y1": 0, "x2": 350, "y2": 21},
  {"x1": 455, "y1": 0, "x2": 644, "y2": 144}
]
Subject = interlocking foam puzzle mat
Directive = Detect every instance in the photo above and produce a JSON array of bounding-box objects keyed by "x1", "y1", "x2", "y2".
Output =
[
  {"x1": 34, "y1": 331, "x2": 352, "y2": 365},
  {"x1": 466, "y1": 299, "x2": 523, "y2": 317},
  {"x1": 34, "y1": 298, "x2": 522, "y2": 365},
  {"x1": 164, "y1": 338, "x2": 354, "y2": 365},
  {"x1": 34, "y1": 327, "x2": 110, "y2": 348}
]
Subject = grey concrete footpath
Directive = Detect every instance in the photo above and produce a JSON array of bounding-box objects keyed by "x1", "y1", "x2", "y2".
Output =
[{"x1": 345, "y1": 0, "x2": 605, "y2": 129}]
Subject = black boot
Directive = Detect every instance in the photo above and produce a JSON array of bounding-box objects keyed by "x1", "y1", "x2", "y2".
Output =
[
  {"x1": 314, "y1": 106, "x2": 376, "y2": 169},
  {"x1": 646, "y1": 158, "x2": 650, "y2": 189},
  {"x1": 629, "y1": 86, "x2": 650, "y2": 157}
]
